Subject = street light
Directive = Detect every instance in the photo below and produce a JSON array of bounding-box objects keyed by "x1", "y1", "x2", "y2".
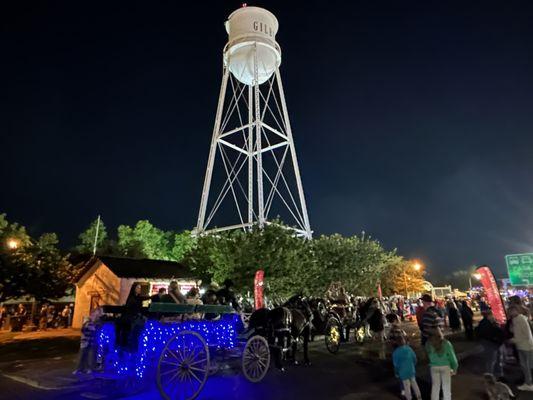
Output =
[
  {"x1": 469, "y1": 273, "x2": 481, "y2": 290},
  {"x1": 404, "y1": 261, "x2": 423, "y2": 298},
  {"x1": 6, "y1": 238, "x2": 19, "y2": 250}
]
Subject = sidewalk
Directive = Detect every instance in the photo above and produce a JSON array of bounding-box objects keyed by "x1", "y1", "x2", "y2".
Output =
[
  {"x1": 0, "y1": 329, "x2": 80, "y2": 363},
  {"x1": 0, "y1": 328, "x2": 80, "y2": 344}
]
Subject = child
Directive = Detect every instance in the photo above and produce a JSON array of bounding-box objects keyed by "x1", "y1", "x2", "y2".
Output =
[
  {"x1": 73, "y1": 308, "x2": 102, "y2": 374},
  {"x1": 426, "y1": 328, "x2": 458, "y2": 400},
  {"x1": 387, "y1": 313, "x2": 407, "y2": 344},
  {"x1": 392, "y1": 336, "x2": 422, "y2": 400}
]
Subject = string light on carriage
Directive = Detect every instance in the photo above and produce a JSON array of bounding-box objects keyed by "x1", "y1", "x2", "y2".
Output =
[{"x1": 95, "y1": 315, "x2": 240, "y2": 379}]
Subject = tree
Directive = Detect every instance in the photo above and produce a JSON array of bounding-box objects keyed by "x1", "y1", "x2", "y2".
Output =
[
  {"x1": 116, "y1": 220, "x2": 195, "y2": 262},
  {"x1": 183, "y1": 222, "x2": 401, "y2": 298},
  {"x1": 380, "y1": 259, "x2": 426, "y2": 297},
  {"x1": 184, "y1": 223, "x2": 310, "y2": 297},
  {"x1": 117, "y1": 220, "x2": 171, "y2": 259},
  {"x1": 168, "y1": 231, "x2": 196, "y2": 262},
  {"x1": 22, "y1": 233, "x2": 76, "y2": 301},
  {"x1": 0, "y1": 213, "x2": 31, "y2": 250},
  {"x1": 308, "y1": 234, "x2": 401, "y2": 296},
  {"x1": 0, "y1": 214, "x2": 77, "y2": 302},
  {"x1": 76, "y1": 217, "x2": 108, "y2": 254}
]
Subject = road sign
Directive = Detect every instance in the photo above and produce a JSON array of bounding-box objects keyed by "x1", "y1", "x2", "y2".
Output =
[{"x1": 505, "y1": 253, "x2": 533, "y2": 286}]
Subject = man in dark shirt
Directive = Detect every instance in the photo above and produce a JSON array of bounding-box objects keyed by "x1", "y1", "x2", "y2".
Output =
[
  {"x1": 217, "y1": 279, "x2": 241, "y2": 312},
  {"x1": 150, "y1": 287, "x2": 166, "y2": 303},
  {"x1": 475, "y1": 309, "x2": 505, "y2": 378}
]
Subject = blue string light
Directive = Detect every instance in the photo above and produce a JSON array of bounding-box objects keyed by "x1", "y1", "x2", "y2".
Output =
[{"x1": 95, "y1": 314, "x2": 240, "y2": 379}]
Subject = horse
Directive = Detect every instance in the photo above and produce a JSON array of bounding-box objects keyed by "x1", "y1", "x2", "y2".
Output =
[
  {"x1": 307, "y1": 297, "x2": 330, "y2": 340},
  {"x1": 248, "y1": 294, "x2": 312, "y2": 369},
  {"x1": 357, "y1": 297, "x2": 384, "y2": 340},
  {"x1": 282, "y1": 294, "x2": 313, "y2": 366}
]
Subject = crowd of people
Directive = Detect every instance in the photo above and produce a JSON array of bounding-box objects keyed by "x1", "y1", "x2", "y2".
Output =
[
  {"x1": 385, "y1": 293, "x2": 533, "y2": 400},
  {"x1": 0, "y1": 303, "x2": 73, "y2": 331},
  {"x1": 70, "y1": 280, "x2": 533, "y2": 400}
]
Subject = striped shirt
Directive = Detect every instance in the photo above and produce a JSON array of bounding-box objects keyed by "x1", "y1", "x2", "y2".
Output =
[{"x1": 421, "y1": 306, "x2": 444, "y2": 338}]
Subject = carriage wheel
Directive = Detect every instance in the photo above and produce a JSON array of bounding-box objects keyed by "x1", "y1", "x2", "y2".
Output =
[
  {"x1": 242, "y1": 335, "x2": 270, "y2": 383},
  {"x1": 157, "y1": 330, "x2": 210, "y2": 400},
  {"x1": 325, "y1": 317, "x2": 341, "y2": 354}
]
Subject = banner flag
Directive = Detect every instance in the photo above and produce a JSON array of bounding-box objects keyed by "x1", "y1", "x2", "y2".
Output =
[
  {"x1": 254, "y1": 270, "x2": 265, "y2": 310},
  {"x1": 476, "y1": 265, "x2": 507, "y2": 325}
]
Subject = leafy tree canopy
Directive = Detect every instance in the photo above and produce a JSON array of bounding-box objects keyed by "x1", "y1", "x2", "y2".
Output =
[
  {"x1": 116, "y1": 220, "x2": 195, "y2": 262},
  {"x1": 0, "y1": 214, "x2": 76, "y2": 302},
  {"x1": 380, "y1": 258, "x2": 426, "y2": 297},
  {"x1": 76, "y1": 217, "x2": 108, "y2": 254},
  {"x1": 184, "y1": 222, "x2": 407, "y2": 298}
]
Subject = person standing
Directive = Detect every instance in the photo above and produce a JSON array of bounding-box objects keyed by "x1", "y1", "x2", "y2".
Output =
[
  {"x1": 47, "y1": 305, "x2": 56, "y2": 329},
  {"x1": 61, "y1": 305, "x2": 71, "y2": 328},
  {"x1": 39, "y1": 304, "x2": 48, "y2": 331},
  {"x1": 426, "y1": 328, "x2": 458, "y2": 400},
  {"x1": 393, "y1": 336, "x2": 422, "y2": 400},
  {"x1": 118, "y1": 283, "x2": 150, "y2": 349},
  {"x1": 73, "y1": 308, "x2": 102, "y2": 374},
  {"x1": 460, "y1": 300, "x2": 474, "y2": 340},
  {"x1": 16, "y1": 303, "x2": 28, "y2": 329},
  {"x1": 475, "y1": 309, "x2": 505, "y2": 379},
  {"x1": 367, "y1": 298, "x2": 385, "y2": 341},
  {"x1": 446, "y1": 299, "x2": 461, "y2": 331},
  {"x1": 16, "y1": 304, "x2": 27, "y2": 317},
  {"x1": 419, "y1": 294, "x2": 444, "y2": 345},
  {"x1": 508, "y1": 305, "x2": 533, "y2": 391}
]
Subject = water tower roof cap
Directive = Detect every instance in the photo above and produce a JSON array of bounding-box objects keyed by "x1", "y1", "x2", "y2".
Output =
[{"x1": 226, "y1": 6, "x2": 279, "y2": 33}]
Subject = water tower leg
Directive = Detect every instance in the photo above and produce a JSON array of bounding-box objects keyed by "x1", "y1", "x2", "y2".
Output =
[
  {"x1": 196, "y1": 67, "x2": 230, "y2": 234},
  {"x1": 254, "y1": 44, "x2": 265, "y2": 228},
  {"x1": 248, "y1": 84, "x2": 254, "y2": 226},
  {"x1": 274, "y1": 68, "x2": 312, "y2": 239}
]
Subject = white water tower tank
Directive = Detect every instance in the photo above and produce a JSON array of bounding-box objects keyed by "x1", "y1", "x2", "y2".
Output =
[{"x1": 224, "y1": 6, "x2": 281, "y2": 86}]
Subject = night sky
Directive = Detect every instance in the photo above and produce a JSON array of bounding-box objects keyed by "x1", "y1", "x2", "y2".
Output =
[{"x1": 2, "y1": 1, "x2": 533, "y2": 279}]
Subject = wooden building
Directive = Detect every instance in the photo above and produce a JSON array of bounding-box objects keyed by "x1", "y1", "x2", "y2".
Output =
[{"x1": 72, "y1": 256, "x2": 196, "y2": 328}]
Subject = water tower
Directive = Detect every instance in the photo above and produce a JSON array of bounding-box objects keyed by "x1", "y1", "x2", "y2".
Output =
[{"x1": 195, "y1": 5, "x2": 312, "y2": 238}]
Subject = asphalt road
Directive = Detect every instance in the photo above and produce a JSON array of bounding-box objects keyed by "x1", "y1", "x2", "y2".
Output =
[{"x1": 2, "y1": 326, "x2": 533, "y2": 400}]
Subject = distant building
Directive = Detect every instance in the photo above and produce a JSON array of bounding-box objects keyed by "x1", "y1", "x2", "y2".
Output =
[{"x1": 72, "y1": 256, "x2": 197, "y2": 328}]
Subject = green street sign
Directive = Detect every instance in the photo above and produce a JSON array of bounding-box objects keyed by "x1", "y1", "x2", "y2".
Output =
[{"x1": 505, "y1": 253, "x2": 533, "y2": 286}]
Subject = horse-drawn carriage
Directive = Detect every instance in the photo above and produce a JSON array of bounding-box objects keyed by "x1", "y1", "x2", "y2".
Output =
[
  {"x1": 298, "y1": 282, "x2": 361, "y2": 354},
  {"x1": 95, "y1": 302, "x2": 271, "y2": 400}
]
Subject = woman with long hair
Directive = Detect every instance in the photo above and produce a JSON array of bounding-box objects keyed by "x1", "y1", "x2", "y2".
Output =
[
  {"x1": 118, "y1": 283, "x2": 150, "y2": 349},
  {"x1": 425, "y1": 328, "x2": 458, "y2": 400}
]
